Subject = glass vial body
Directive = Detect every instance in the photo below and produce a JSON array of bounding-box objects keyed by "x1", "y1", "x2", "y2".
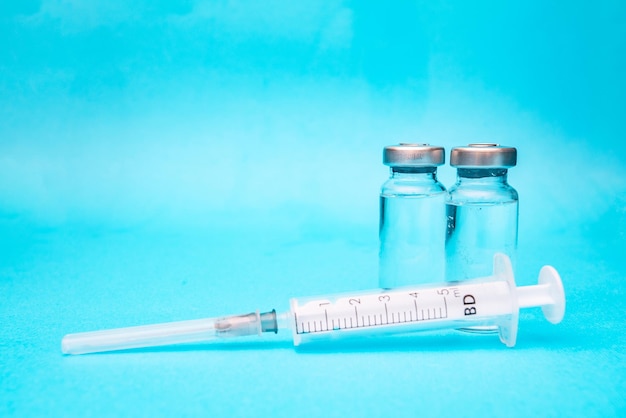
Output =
[
  {"x1": 445, "y1": 145, "x2": 518, "y2": 282},
  {"x1": 379, "y1": 144, "x2": 446, "y2": 288}
]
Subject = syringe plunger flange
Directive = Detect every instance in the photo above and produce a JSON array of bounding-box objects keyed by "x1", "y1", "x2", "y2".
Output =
[{"x1": 515, "y1": 265, "x2": 565, "y2": 324}]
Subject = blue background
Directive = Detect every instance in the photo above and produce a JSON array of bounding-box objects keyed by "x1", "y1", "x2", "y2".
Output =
[{"x1": 1, "y1": 1, "x2": 625, "y2": 416}]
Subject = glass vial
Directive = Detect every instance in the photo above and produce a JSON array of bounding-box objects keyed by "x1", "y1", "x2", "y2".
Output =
[
  {"x1": 379, "y1": 144, "x2": 446, "y2": 288},
  {"x1": 445, "y1": 144, "x2": 518, "y2": 282}
]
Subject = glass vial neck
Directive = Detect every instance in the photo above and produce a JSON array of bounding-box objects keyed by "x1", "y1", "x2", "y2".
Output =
[
  {"x1": 456, "y1": 168, "x2": 509, "y2": 182},
  {"x1": 391, "y1": 166, "x2": 438, "y2": 180}
]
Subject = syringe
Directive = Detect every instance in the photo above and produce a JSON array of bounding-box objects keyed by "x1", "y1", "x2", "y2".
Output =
[{"x1": 61, "y1": 254, "x2": 565, "y2": 355}]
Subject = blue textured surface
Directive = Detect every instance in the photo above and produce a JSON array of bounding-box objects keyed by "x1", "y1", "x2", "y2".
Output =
[{"x1": 1, "y1": 2, "x2": 625, "y2": 417}]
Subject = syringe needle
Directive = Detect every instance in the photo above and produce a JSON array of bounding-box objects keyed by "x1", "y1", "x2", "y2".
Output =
[
  {"x1": 62, "y1": 317, "x2": 219, "y2": 355},
  {"x1": 62, "y1": 310, "x2": 279, "y2": 355}
]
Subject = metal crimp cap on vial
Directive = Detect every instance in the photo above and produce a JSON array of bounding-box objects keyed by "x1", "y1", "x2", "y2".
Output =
[
  {"x1": 450, "y1": 143, "x2": 517, "y2": 168},
  {"x1": 383, "y1": 143, "x2": 445, "y2": 167}
]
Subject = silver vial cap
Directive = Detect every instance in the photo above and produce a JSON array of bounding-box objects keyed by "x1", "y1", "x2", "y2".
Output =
[
  {"x1": 383, "y1": 143, "x2": 445, "y2": 167},
  {"x1": 450, "y1": 143, "x2": 517, "y2": 168}
]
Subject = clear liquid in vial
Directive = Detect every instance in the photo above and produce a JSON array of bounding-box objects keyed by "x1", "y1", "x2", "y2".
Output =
[
  {"x1": 445, "y1": 201, "x2": 518, "y2": 281},
  {"x1": 379, "y1": 193, "x2": 446, "y2": 288}
]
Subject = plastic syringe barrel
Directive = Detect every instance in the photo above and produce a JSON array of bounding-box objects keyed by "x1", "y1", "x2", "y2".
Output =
[{"x1": 288, "y1": 254, "x2": 565, "y2": 348}]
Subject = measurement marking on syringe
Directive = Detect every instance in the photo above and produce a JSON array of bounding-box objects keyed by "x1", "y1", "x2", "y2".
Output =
[
  {"x1": 298, "y1": 295, "x2": 462, "y2": 333},
  {"x1": 298, "y1": 296, "x2": 458, "y2": 334}
]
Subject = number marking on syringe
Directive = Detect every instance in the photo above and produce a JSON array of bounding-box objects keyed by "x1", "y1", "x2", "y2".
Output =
[{"x1": 295, "y1": 289, "x2": 453, "y2": 335}]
